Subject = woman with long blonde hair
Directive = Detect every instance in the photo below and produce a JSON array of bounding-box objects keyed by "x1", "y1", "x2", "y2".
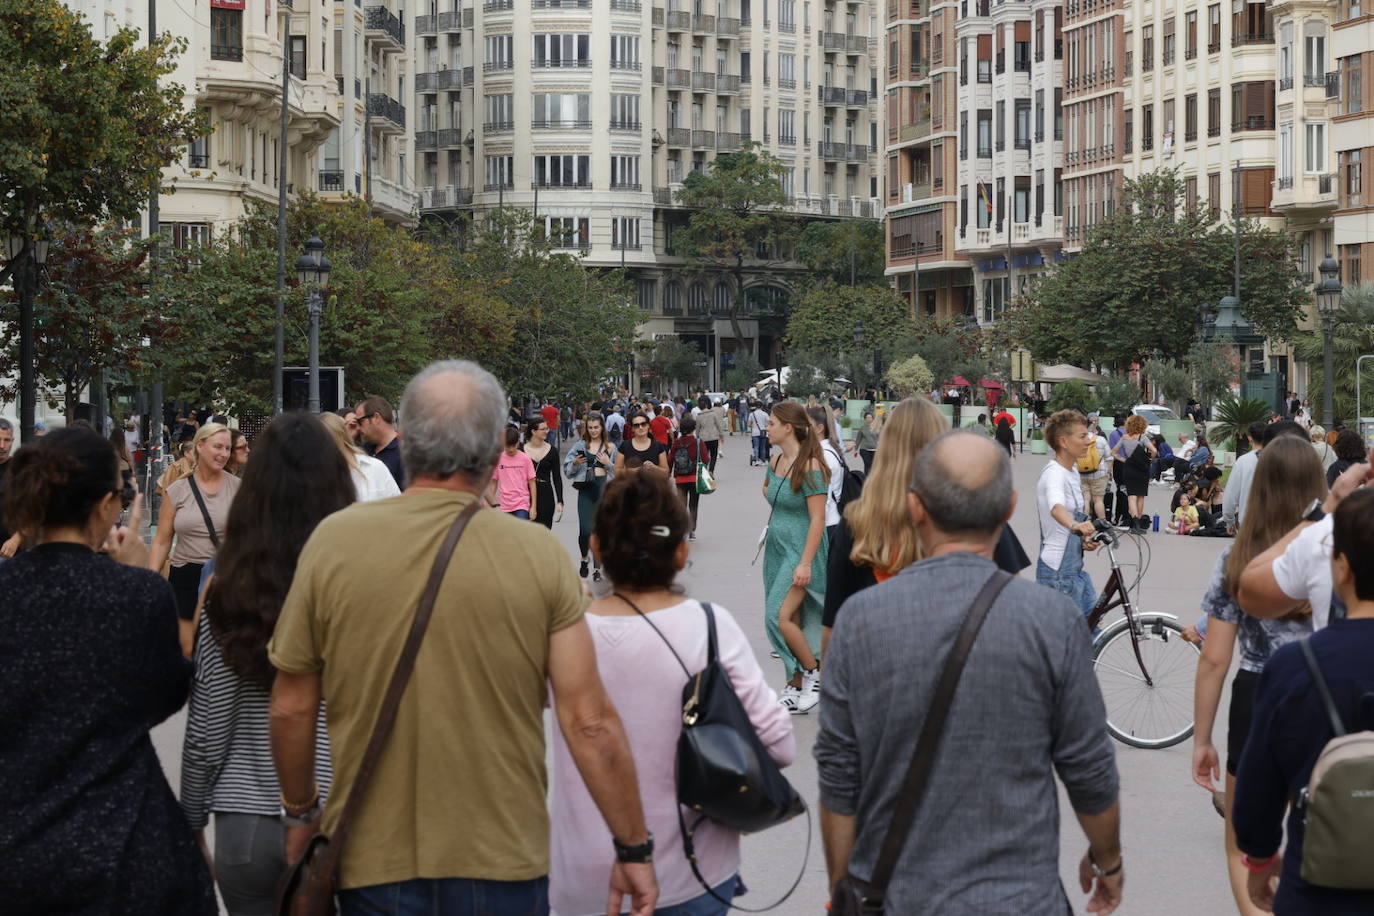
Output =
[
  {"x1": 1191, "y1": 436, "x2": 1326, "y2": 916},
  {"x1": 761, "y1": 401, "x2": 830, "y2": 714},
  {"x1": 822, "y1": 399, "x2": 947, "y2": 657},
  {"x1": 319, "y1": 412, "x2": 400, "y2": 502}
]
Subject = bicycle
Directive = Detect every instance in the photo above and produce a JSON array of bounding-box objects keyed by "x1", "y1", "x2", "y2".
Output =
[{"x1": 1085, "y1": 518, "x2": 1200, "y2": 749}]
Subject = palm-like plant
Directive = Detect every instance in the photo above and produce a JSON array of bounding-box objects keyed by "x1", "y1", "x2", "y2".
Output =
[
  {"x1": 1210, "y1": 396, "x2": 1272, "y2": 454},
  {"x1": 1294, "y1": 282, "x2": 1374, "y2": 426}
]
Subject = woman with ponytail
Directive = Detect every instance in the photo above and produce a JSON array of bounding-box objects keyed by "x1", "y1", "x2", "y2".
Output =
[
  {"x1": 761, "y1": 401, "x2": 830, "y2": 714},
  {"x1": 0, "y1": 427, "x2": 217, "y2": 913}
]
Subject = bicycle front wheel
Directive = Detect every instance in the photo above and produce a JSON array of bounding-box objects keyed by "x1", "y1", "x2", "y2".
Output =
[{"x1": 1092, "y1": 615, "x2": 1199, "y2": 749}]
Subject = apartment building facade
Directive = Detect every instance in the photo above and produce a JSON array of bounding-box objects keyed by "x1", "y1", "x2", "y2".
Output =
[
  {"x1": 411, "y1": 0, "x2": 884, "y2": 380},
  {"x1": 315, "y1": 1, "x2": 420, "y2": 224},
  {"x1": 1332, "y1": 0, "x2": 1373, "y2": 286},
  {"x1": 954, "y1": 0, "x2": 1065, "y2": 324},
  {"x1": 884, "y1": 0, "x2": 973, "y2": 317}
]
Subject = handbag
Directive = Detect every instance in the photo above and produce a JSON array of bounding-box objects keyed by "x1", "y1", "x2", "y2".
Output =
[
  {"x1": 276, "y1": 499, "x2": 482, "y2": 916},
  {"x1": 696, "y1": 461, "x2": 717, "y2": 495},
  {"x1": 187, "y1": 475, "x2": 221, "y2": 549},
  {"x1": 829, "y1": 570, "x2": 1013, "y2": 915},
  {"x1": 620, "y1": 595, "x2": 808, "y2": 911}
]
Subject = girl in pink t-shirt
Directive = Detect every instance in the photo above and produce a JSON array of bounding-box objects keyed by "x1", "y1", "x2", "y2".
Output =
[{"x1": 488, "y1": 427, "x2": 536, "y2": 518}]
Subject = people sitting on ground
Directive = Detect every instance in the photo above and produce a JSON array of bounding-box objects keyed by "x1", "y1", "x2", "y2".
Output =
[{"x1": 1172, "y1": 493, "x2": 1200, "y2": 535}]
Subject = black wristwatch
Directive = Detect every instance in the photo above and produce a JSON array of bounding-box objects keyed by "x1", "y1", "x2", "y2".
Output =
[
  {"x1": 1303, "y1": 498, "x2": 1326, "y2": 524},
  {"x1": 613, "y1": 832, "x2": 655, "y2": 864}
]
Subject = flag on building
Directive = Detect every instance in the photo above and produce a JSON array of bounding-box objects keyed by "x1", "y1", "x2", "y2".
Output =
[{"x1": 978, "y1": 181, "x2": 993, "y2": 215}]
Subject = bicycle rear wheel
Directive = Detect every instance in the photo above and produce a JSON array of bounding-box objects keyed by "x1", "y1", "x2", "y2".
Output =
[{"x1": 1092, "y1": 615, "x2": 1198, "y2": 749}]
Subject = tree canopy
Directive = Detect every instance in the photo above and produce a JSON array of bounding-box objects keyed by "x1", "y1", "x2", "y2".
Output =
[
  {"x1": 1293, "y1": 282, "x2": 1374, "y2": 426},
  {"x1": 794, "y1": 219, "x2": 886, "y2": 286},
  {"x1": 1006, "y1": 169, "x2": 1307, "y2": 368},
  {"x1": 0, "y1": 0, "x2": 207, "y2": 284},
  {"x1": 673, "y1": 143, "x2": 799, "y2": 355}
]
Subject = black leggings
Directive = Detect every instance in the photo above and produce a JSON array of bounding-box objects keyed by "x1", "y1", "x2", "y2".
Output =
[
  {"x1": 677, "y1": 482, "x2": 700, "y2": 531},
  {"x1": 576, "y1": 476, "x2": 605, "y2": 567},
  {"x1": 705, "y1": 439, "x2": 720, "y2": 472}
]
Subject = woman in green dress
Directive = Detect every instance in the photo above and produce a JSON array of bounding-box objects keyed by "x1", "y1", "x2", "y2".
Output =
[{"x1": 761, "y1": 401, "x2": 830, "y2": 714}]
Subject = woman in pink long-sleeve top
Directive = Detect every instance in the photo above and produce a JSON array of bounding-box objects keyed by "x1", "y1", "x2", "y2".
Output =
[{"x1": 549, "y1": 472, "x2": 796, "y2": 916}]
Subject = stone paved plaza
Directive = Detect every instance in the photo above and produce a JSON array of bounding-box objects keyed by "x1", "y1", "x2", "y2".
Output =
[{"x1": 152, "y1": 434, "x2": 1239, "y2": 914}]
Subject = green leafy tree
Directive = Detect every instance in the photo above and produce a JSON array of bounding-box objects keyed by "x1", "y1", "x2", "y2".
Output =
[
  {"x1": 784, "y1": 349, "x2": 846, "y2": 398},
  {"x1": 885, "y1": 354, "x2": 934, "y2": 398},
  {"x1": 638, "y1": 337, "x2": 705, "y2": 392},
  {"x1": 155, "y1": 195, "x2": 511, "y2": 415},
  {"x1": 889, "y1": 316, "x2": 995, "y2": 392},
  {"x1": 785, "y1": 281, "x2": 910, "y2": 359},
  {"x1": 0, "y1": 225, "x2": 152, "y2": 416},
  {"x1": 469, "y1": 209, "x2": 639, "y2": 401},
  {"x1": 1141, "y1": 357, "x2": 1193, "y2": 412},
  {"x1": 673, "y1": 143, "x2": 799, "y2": 357},
  {"x1": 1008, "y1": 170, "x2": 1306, "y2": 367},
  {"x1": 1095, "y1": 375, "x2": 1143, "y2": 416},
  {"x1": 1186, "y1": 338, "x2": 1237, "y2": 412},
  {"x1": 1046, "y1": 378, "x2": 1100, "y2": 415},
  {"x1": 794, "y1": 219, "x2": 886, "y2": 286},
  {"x1": 1293, "y1": 282, "x2": 1374, "y2": 426},
  {"x1": 722, "y1": 351, "x2": 762, "y2": 392},
  {"x1": 0, "y1": 0, "x2": 208, "y2": 283}
]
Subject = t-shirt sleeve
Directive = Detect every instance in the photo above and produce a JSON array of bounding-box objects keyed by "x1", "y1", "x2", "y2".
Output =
[
  {"x1": 1201, "y1": 551, "x2": 1240, "y2": 624},
  {"x1": 268, "y1": 530, "x2": 328, "y2": 674},
  {"x1": 1272, "y1": 516, "x2": 1330, "y2": 603},
  {"x1": 546, "y1": 539, "x2": 587, "y2": 634}
]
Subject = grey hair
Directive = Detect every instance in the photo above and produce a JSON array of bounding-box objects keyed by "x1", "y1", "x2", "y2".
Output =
[
  {"x1": 399, "y1": 360, "x2": 507, "y2": 480},
  {"x1": 0, "y1": 417, "x2": 12, "y2": 432},
  {"x1": 910, "y1": 429, "x2": 1013, "y2": 536}
]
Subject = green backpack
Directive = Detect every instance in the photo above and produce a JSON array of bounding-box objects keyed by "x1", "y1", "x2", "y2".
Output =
[{"x1": 1297, "y1": 639, "x2": 1374, "y2": 889}]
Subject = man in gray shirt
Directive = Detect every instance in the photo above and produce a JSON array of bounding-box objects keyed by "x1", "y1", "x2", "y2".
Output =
[{"x1": 816, "y1": 430, "x2": 1123, "y2": 915}]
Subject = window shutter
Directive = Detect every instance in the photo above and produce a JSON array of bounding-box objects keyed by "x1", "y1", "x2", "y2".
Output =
[{"x1": 1015, "y1": 21, "x2": 1030, "y2": 42}]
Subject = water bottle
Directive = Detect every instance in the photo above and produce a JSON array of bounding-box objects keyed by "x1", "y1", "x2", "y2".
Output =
[{"x1": 1152, "y1": 513, "x2": 1160, "y2": 532}]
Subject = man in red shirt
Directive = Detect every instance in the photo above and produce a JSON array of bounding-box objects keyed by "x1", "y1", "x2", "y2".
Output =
[
  {"x1": 540, "y1": 401, "x2": 561, "y2": 445},
  {"x1": 650, "y1": 404, "x2": 675, "y2": 446}
]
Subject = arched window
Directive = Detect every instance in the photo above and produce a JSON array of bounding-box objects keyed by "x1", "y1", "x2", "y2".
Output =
[
  {"x1": 745, "y1": 284, "x2": 789, "y2": 313},
  {"x1": 713, "y1": 281, "x2": 733, "y2": 313},
  {"x1": 689, "y1": 281, "x2": 708, "y2": 314},
  {"x1": 665, "y1": 281, "x2": 682, "y2": 313}
]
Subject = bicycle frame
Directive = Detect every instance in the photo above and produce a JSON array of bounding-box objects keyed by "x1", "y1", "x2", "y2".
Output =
[{"x1": 1085, "y1": 536, "x2": 1154, "y2": 687}]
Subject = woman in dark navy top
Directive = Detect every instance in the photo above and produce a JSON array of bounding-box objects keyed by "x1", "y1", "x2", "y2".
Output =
[
  {"x1": 1233, "y1": 487, "x2": 1374, "y2": 915},
  {"x1": 0, "y1": 427, "x2": 215, "y2": 915}
]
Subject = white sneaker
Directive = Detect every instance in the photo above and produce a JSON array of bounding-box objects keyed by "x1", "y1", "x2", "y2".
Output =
[
  {"x1": 795, "y1": 668, "x2": 821, "y2": 714},
  {"x1": 778, "y1": 684, "x2": 800, "y2": 712}
]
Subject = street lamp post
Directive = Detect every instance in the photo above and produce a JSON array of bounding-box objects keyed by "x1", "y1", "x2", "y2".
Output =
[
  {"x1": 294, "y1": 235, "x2": 331, "y2": 413},
  {"x1": 4, "y1": 226, "x2": 51, "y2": 443},
  {"x1": 1315, "y1": 253, "x2": 1343, "y2": 429}
]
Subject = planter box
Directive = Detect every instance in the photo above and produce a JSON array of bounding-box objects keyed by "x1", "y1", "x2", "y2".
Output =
[{"x1": 1030, "y1": 438, "x2": 1048, "y2": 454}]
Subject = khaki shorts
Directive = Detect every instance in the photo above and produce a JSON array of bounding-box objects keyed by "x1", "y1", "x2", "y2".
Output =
[{"x1": 1081, "y1": 475, "x2": 1108, "y2": 501}]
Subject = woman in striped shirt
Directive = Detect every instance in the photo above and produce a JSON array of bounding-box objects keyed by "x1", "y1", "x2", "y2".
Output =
[{"x1": 179, "y1": 413, "x2": 356, "y2": 915}]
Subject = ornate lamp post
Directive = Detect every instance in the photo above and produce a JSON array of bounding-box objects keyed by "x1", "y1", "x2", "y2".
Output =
[
  {"x1": 1315, "y1": 253, "x2": 1343, "y2": 429},
  {"x1": 4, "y1": 224, "x2": 51, "y2": 442},
  {"x1": 294, "y1": 235, "x2": 331, "y2": 413}
]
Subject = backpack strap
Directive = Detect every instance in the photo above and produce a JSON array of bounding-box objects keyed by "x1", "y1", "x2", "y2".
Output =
[{"x1": 1300, "y1": 639, "x2": 1347, "y2": 737}]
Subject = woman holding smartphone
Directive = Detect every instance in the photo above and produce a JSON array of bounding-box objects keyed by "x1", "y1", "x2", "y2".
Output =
[{"x1": 564, "y1": 412, "x2": 618, "y2": 581}]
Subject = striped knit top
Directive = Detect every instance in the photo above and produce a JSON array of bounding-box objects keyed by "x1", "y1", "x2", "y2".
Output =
[{"x1": 179, "y1": 611, "x2": 332, "y2": 829}]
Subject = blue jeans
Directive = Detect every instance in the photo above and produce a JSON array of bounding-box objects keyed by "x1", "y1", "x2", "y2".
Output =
[
  {"x1": 1037, "y1": 511, "x2": 1096, "y2": 618},
  {"x1": 508, "y1": 509, "x2": 530, "y2": 520},
  {"x1": 752, "y1": 434, "x2": 769, "y2": 463},
  {"x1": 656, "y1": 876, "x2": 740, "y2": 915},
  {"x1": 339, "y1": 876, "x2": 549, "y2": 916}
]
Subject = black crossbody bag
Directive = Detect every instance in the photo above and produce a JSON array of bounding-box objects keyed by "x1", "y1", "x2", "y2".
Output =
[
  {"x1": 620, "y1": 595, "x2": 809, "y2": 912},
  {"x1": 830, "y1": 571, "x2": 1012, "y2": 914},
  {"x1": 187, "y1": 475, "x2": 221, "y2": 549}
]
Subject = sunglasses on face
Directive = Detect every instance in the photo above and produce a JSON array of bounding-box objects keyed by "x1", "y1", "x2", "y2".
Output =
[{"x1": 632, "y1": 421, "x2": 648, "y2": 428}]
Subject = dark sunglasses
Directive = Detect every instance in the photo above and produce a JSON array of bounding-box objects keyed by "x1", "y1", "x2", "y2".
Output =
[{"x1": 631, "y1": 421, "x2": 649, "y2": 428}]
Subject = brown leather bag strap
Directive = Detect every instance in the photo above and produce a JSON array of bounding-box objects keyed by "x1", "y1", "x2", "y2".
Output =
[
  {"x1": 866, "y1": 569, "x2": 1012, "y2": 893},
  {"x1": 313, "y1": 498, "x2": 482, "y2": 875}
]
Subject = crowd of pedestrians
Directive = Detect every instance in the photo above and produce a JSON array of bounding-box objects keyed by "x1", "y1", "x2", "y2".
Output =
[{"x1": 5, "y1": 370, "x2": 1374, "y2": 916}]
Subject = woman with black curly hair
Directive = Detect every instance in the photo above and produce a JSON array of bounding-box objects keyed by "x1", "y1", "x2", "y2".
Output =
[{"x1": 179, "y1": 412, "x2": 355, "y2": 914}]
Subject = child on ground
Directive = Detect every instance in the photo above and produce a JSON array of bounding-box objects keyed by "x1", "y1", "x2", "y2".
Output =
[{"x1": 1173, "y1": 492, "x2": 1200, "y2": 534}]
